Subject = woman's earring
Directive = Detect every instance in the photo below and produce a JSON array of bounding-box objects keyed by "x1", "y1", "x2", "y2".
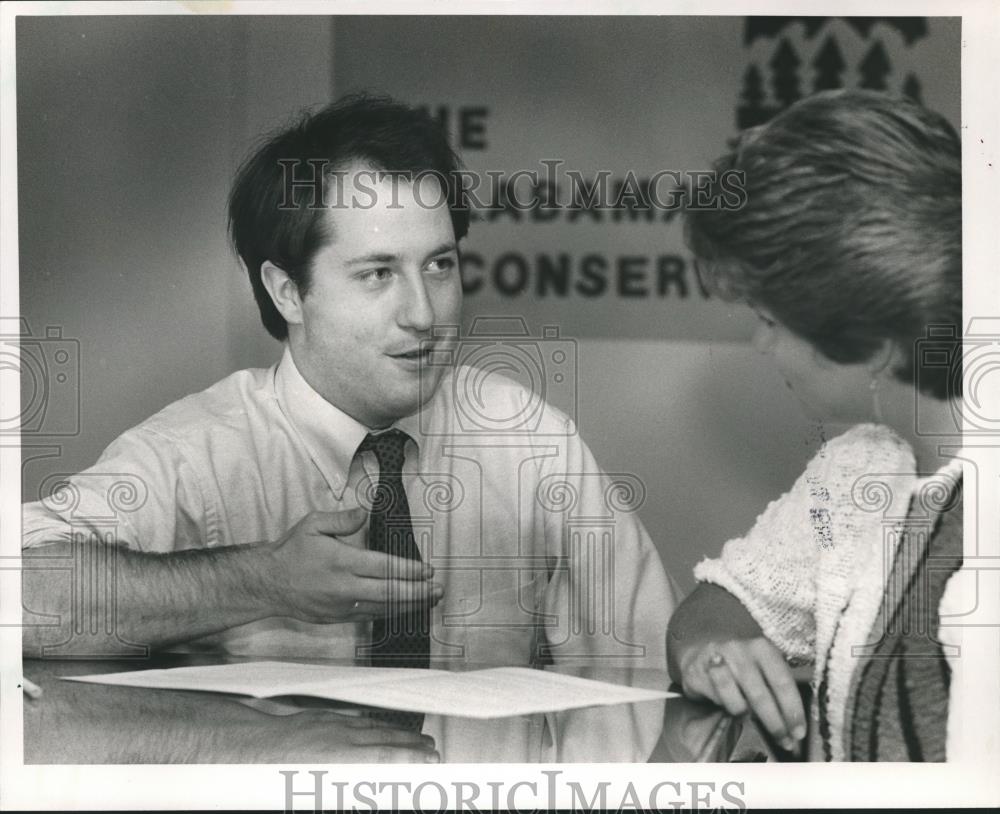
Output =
[{"x1": 870, "y1": 375, "x2": 884, "y2": 423}]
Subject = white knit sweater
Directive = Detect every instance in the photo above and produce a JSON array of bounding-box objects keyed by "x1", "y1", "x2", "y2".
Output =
[{"x1": 694, "y1": 423, "x2": 930, "y2": 760}]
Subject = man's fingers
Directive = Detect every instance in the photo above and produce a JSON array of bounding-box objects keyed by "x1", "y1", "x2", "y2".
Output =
[
  {"x1": 346, "y1": 547, "x2": 435, "y2": 581},
  {"x1": 308, "y1": 508, "x2": 369, "y2": 537},
  {"x1": 353, "y1": 745, "x2": 441, "y2": 764},
  {"x1": 350, "y1": 725, "x2": 434, "y2": 747},
  {"x1": 354, "y1": 577, "x2": 444, "y2": 608},
  {"x1": 705, "y1": 659, "x2": 749, "y2": 717}
]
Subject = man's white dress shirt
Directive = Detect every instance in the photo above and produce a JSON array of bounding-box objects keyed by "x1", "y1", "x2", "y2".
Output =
[{"x1": 23, "y1": 348, "x2": 674, "y2": 668}]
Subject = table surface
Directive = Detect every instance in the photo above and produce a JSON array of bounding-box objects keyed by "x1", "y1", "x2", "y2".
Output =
[{"x1": 22, "y1": 655, "x2": 771, "y2": 764}]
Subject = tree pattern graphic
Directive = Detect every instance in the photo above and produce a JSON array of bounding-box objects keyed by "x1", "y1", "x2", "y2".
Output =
[{"x1": 738, "y1": 17, "x2": 927, "y2": 129}]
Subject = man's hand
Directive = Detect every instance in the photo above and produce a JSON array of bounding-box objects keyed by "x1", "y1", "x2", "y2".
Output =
[
  {"x1": 676, "y1": 635, "x2": 806, "y2": 752},
  {"x1": 265, "y1": 509, "x2": 443, "y2": 624},
  {"x1": 266, "y1": 710, "x2": 440, "y2": 763}
]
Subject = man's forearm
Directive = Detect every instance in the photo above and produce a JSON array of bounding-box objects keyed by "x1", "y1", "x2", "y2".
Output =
[
  {"x1": 22, "y1": 540, "x2": 285, "y2": 656},
  {"x1": 666, "y1": 582, "x2": 764, "y2": 682}
]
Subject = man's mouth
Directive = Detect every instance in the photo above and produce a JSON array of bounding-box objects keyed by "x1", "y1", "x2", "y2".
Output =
[{"x1": 389, "y1": 346, "x2": 434, "y2": 362}]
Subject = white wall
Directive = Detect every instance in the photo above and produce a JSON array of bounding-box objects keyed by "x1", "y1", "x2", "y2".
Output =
[
  {"x1": 18, "y1": 15, "x2": 332, "y2": 501},
  {"x1": 569, "y1": 339, "x2": 819, "y2": 587}
]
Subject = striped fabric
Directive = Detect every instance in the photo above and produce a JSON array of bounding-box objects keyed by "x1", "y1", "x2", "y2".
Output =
[{"x1": 848, "y1": 481, "x2": 963, "y2": 761}]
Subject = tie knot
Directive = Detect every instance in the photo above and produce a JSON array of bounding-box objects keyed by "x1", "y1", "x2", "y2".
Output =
[{"x1": 358, "y1": 429, "x2": 410, "y2": 473}]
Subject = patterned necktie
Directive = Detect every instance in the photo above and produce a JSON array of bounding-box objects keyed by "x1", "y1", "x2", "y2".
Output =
[{"x1": 357, "y1": 429, "x2": 430, "y2": 670}]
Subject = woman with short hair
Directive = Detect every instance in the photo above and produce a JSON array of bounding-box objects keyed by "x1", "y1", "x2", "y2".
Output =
[{"x1": 668, "y1": 89, "x2": 964, "y2": 761}]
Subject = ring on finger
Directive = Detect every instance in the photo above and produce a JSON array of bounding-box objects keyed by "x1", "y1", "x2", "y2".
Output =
[
  {"x1": 707, "y1": 652, "x2": 726, "y2": 669},
  {"x1": 353, "y1": 600, "x2": 361, "y2": 610}
]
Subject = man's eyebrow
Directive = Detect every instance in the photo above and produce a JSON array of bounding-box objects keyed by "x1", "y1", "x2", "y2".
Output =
[
  {"x1": 345, "y1": 252, "x2": 398, "y2": 266},
  {"x1": 423, "y1": 242, "x2": 457, "y2": 261},
  {"x1": 345, "y1": 243, "x2": 457, "y2": 266}
]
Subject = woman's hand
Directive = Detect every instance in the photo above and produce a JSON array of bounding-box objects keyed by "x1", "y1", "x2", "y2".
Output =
[
  {"x1": 667, "y1": 583, "x2": 808, "y2": 752},
  {"x1": 676, "y1": 635, "x2": 807, "y2": 752}
]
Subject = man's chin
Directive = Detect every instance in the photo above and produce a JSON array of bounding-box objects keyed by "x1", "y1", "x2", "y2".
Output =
[{"x1": 385, "y1": 377, "x2": 444, "y2": 422}]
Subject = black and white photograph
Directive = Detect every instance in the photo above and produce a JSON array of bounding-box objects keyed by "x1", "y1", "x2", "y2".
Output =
[{"x1": 1, "y1": 1, "x2": 998, "y2": 810}]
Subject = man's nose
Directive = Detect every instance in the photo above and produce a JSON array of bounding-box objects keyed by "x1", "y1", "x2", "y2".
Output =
[{"x1": 398, "y1": 275, "x2": 435, "y2": 331}]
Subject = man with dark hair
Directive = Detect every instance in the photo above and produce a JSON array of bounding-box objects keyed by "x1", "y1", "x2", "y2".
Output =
[
  {"x1": 22, "y1": 95, "x2": 674, "y2": 675},
  {"x1": 228, "y1": 94, "x2": 472, "y2": 342}
]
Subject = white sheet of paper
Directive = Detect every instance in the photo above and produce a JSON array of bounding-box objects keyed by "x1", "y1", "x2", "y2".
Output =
[{"x1": 64, "y1": 661, "x2": 675, "y2": 718}]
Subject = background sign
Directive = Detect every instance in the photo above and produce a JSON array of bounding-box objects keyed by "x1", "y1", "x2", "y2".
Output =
[{"x1": 333, "y1": 15, "x2": 959, "y2": 340}]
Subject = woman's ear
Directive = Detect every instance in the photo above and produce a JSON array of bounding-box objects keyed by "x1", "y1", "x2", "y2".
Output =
[
  {"x1": 261, "y1": 261, "x2": 304, "y2": 327},
  {"x1": 866, "y1": 339, "x2": 899, "y2": 377}
]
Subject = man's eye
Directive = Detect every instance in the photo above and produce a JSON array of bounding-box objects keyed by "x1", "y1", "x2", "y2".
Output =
[
  {"x1": 427, "y1": 256, "x2": 456, "y2": 273},
  {"x1": 361, "y1": 267, "x2": 393, "y2": 282}
]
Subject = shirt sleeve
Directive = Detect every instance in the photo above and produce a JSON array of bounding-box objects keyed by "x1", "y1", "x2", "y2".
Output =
[
  {"x1": 22, "y1": 426, "x2": 208, "y2": 554},
  {"x1": 693, "y1": 423, "x2": 916, "y2": 665},
  {"x1": 537, "y1": 413, "x2": 676, "y2": 670}
]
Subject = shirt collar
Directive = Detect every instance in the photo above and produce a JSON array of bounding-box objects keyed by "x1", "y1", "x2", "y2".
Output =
[
  {"x1": 395, "y1": 409, "x2": 423, "y2": 447},
  {"x1": 273, "y1": 346, "x2": 428, "y2": 499}
]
